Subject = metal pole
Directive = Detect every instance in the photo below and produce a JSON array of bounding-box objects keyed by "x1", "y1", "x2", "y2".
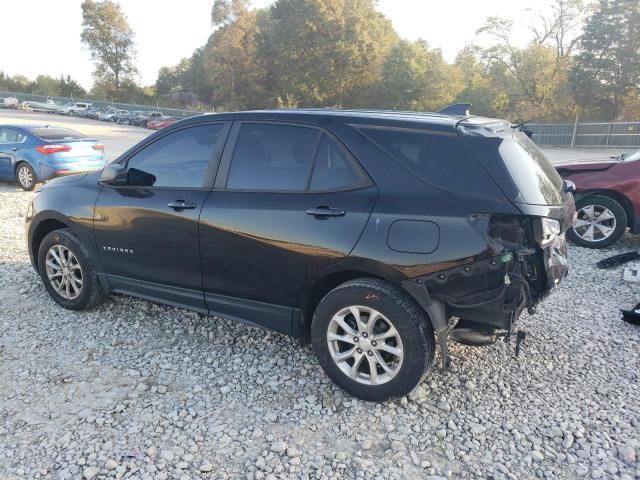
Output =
[
  {"x1": 605, "y1": 122, "x2": 612, "y2": 148},
  {"x1": 571, "y1": 113, "x2": 579, "y2": 147}
]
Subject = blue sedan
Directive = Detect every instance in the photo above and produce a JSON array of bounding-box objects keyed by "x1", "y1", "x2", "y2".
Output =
[{"x1": 0, "y1": 124, "x2": 106, "y2": 190}]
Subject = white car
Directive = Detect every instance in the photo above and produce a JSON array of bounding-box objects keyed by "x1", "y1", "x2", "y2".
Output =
[{"x1": 58, "y1": 102, "x2": 92, "y2": 116}]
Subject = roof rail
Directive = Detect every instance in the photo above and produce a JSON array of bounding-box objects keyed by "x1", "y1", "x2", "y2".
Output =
[{"x1": 437, "y1": 103, "x2": 472, "y2": 116}]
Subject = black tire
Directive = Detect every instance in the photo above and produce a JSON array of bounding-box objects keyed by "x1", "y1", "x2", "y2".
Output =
[
  {"x1": 37, "y1": 229, "x2": 105, "y2": 310},
  {"x1": 15, "y1": 162, "x2": 36, "y2": 191},
  {"x1": 568, "y1": 195, "x2": 627, "y2": 248},
  {"x1": 311, "y1": 278, "x2": 435, "y2": 402}
]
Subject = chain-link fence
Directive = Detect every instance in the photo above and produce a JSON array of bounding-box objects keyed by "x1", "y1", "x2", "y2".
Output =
[
  {"x1": 527, "y1": 121, "x2": 640, "y2": 148},
  {"x1": 0, "y1": 90, "x2": 200, "y2": 119}
]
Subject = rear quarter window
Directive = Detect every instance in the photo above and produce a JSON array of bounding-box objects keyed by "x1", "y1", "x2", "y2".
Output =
[{"x1": 357, "y1": 125, "x2": 492, "y2": 195}]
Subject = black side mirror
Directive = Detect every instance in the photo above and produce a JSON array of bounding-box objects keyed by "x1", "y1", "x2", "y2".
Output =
[{"x1": 100, "y1": 163, "x2": 127, "y2": 185}]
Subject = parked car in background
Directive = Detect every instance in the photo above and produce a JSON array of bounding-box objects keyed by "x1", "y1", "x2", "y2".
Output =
[
  {"x1": 86, "y1": 107, "x2": 104, "y2": 119},
  {"x1": 25, "y1": 109, "x2": 574, "y2": 401},
  {"x1": 98, "y1": 108, "x2": 117, "y2": 121},
  {"x1": 132, "y1": 111, "x2": 163, "y2": 127},
  {"x1": 58, "y1": 102, "x2": 92, "y2": 116},
  {"x1": 111, "y1": 110, "x2": 130, "y2": 123},
  {"x1": 556, "y1": 149, "x2": 640, "y2": 248},
  {"x1": 0, "y1": 125, "x2": 105, "y2": 190},
  {"x1": 147, "y1": 116, "x2": 176, "y2": 130}
]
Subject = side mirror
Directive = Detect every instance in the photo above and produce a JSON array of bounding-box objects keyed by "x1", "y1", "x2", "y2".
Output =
[{"x1": 100, "y1": 163, "x2": 127, "y2": 185}]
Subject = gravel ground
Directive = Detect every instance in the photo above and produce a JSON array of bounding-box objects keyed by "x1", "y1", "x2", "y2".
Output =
[{"x1": 1, "y1": 181, "x2": 639, "y2": 480}]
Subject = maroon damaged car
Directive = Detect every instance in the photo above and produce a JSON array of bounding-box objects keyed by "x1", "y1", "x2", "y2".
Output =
[{"x1": 556, "y1": 150, "x2": 640, "y2": 248}]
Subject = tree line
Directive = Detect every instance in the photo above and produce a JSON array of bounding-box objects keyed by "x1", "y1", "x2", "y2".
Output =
[{"x1": 3, "y1": 0, "x2": 640, "y2": 121}]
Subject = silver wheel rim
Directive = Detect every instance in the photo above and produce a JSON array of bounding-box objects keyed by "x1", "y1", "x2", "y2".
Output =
[
  {"x1": 45, "y1": 245, "x2": 83, "y2": 300},
  {"x1": 573, "y1": 204, "x2": 617, "y2": 242},
  {"x1": 18, "y1": 166, "x2": 33, "y2": 188},
  {"x1": 327, "y1": 305, "x2": 404, "y2": 386}
]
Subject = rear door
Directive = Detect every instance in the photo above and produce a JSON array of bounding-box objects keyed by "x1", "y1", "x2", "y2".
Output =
[{"x1": 199, "y1": 121, "x2": 378, "y2": 333}]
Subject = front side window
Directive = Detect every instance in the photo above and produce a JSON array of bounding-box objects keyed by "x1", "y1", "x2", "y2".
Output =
[
  {"x1": 126, "y1": 124, "x2": 223, "y2": 188},
  {"x1": 226, "y1": 123, "x2": 319, "y2": 191}
]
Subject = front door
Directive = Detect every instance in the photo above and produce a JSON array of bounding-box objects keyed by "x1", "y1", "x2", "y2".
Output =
[
  {"x1": 0, "y1": 127, "x2": 25, "y2": 180},
  {"x1": 93, "y1": 122, "x2": 229, "y2": 311},
  {"x1": 199, "y1": 122, "x2": 378, "y2": 332}
]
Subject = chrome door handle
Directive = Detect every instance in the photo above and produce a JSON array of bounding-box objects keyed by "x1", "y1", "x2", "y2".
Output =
[
  {"x1": 306, "y1": 206, "x2": 346, "y2": 217},
  {"x1": 167, "y1": 200, "x2": 197, "y2": 210}
]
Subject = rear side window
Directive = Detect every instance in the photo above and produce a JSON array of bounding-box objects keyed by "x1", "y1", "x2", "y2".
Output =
[
  {"x1": 358, "y1": 126, "x2": 480, "y2": 192},
  {"x1": 30, "y1": 127, "x2": 84, "y2": 140},
  {"x1": 309, "y1": 134, "x2": 363, "y2": 191},
  {"x1": 227, "y1": 123, "x2": 319, "y2": 191},
  {"x1": 126, "y1": 124, "x2": 223, "y2": 188}
]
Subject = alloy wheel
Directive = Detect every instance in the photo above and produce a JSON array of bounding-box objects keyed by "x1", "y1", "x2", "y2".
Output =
[
  {"x1": 327, "y1": 305, "x2": 404, "y2": 385},
  {"x1": 17, "y1": 166, "x2": 33, "y2": 189},
  {"x1": 573, "y1": 204, "x2": 617, "y2": 242},
  {"x1": 45, "y1": 245, "x2": 83, "y2": 300}
]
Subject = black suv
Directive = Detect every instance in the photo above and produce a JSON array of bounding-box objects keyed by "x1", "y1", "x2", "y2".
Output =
[{"x1": 26, "y1": 109, "x2": 575, "y2": 401}]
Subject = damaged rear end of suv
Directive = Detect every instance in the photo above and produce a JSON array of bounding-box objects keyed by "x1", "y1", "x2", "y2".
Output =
[{"x1": 334, "y1": 113, "x2": 576, "y2": 399}]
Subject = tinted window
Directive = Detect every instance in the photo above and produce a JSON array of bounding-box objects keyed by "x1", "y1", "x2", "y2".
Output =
[
  {"x1": 309, "y1": 134, "x2": 362, "y2": 191},
  {"x1": 227, "y1": 123, "x2": 319, "y2": 191},
  {"x1": 0, "y1": 128, "x2": 21, "y2": 143},
  {"x1": 30, "y1": 127, "x2": 84, "y2": 140},
  {"x1": 361, "y1": 127, "x2": 479, "y2": 191},
  {"x1": 126, "y1": 124, "x2": 223, "y2": 188}
]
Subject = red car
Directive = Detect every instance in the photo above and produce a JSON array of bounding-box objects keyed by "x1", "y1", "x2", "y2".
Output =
[
  {"x1": 556, "y1": 150, "x2": 640, "y2": 248},
  {"x1": 147, "y1": 116, "x2": 176, "y2": 130}
]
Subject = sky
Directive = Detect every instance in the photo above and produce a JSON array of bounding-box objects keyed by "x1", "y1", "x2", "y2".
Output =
[{"x1": 0, "y1": 0, "x2": 554, "y2": 90}]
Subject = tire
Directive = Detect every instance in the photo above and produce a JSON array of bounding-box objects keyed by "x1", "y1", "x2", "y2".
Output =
[
  {"x1": 15, "y1": 162, "x2": 36, "y2": 191},
  {"x1": 568, "y1": 195, "x2": 627, "y2": 248},
  {"x1": 311, "y1": 278, "x2": 435, "y2": 402},
  {"x1": 37, "y1": 228, "x2": 105, "y2": 310}
]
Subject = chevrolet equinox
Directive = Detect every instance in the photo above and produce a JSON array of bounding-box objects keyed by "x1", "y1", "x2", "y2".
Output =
[{"x1": 26, "y1": 109, "x2": 575, "y2": 401}]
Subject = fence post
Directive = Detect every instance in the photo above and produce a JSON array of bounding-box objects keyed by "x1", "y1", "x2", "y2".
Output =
[
  {"x1": 570, "y1": 113, "x2": 579, "y2": 147},
  {"x1": 605, "y1": 122, "x2": 612, "y2": 148}
]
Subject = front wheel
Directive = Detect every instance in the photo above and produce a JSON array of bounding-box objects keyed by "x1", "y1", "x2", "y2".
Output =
[
  {"x1": 15, "y1": 163, "x2": 36, "y2": 191},
  {"x1": 311, "y1": 278, "x2": 435, "y2": 402},
  {"x1": 37, "y1": 229, "x2": 105, "y2": 310},
  {"x1": 568, "y1": 195, "x2": 627, "y2": 248}
]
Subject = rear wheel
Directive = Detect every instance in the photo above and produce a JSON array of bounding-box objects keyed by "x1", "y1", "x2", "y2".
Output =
[
  {"x1": 568, "y1": 195, "x2": 627, "y2": 248},
  {"x1": 15, "y1": 163, "x2": 36, "y2": 191},
  {"x1": 311, "y1": 278, "x2": 434, "y2": 402}
]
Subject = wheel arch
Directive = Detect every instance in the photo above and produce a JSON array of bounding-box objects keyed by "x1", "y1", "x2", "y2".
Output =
[
  {"x1": 575, "y1": 189, "x2": 634, "y2": 228},
  {"x1": 29, "y1": 215, "x2": 71, "y2": 272},
  {"x1": 294, "y1": 263, "x2": 431, "y2": 342}
]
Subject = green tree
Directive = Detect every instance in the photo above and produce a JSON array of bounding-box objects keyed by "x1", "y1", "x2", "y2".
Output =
[
  {"x1": 262, "y1": 0, "x2": 398, "y2": 108},
  {"x1": 476, "y1": 0, "x2": 585, "y2": 119},
  {"x1": 58, "y1": 75, "x2": 86, "y2": 98},
  {"x1": 32, "y1": 75, "x2": 60, "y2": 96},
  {"x1": 571, "y1": 0, "x2": 640, "y2": 119},
  {"x1": 373, "y1": 40, "x2": 462, "y2": 111},
  {"x1": 81, "y1": 0, "x2": 137, "y2": 95},
  {"x1": 203, "y1": 0, "x2": 266, "y2": 111}
]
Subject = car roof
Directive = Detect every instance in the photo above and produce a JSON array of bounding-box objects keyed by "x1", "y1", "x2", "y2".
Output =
[{"x1": 175, "y1": 109, "x2": 502, "y2": 131}]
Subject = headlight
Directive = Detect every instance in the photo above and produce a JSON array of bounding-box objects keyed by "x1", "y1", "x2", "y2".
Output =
[{"x1": 541, "y1": 218, "x2": 561, "y2": 246}]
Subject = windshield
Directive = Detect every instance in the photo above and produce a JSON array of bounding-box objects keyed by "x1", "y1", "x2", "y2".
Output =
[
  {"x1": 30, "y1": 127, "x2": 84, "y2": 140},
  {"x1": 623, "y1": 150, "x2": 640, "y2": 162}
]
